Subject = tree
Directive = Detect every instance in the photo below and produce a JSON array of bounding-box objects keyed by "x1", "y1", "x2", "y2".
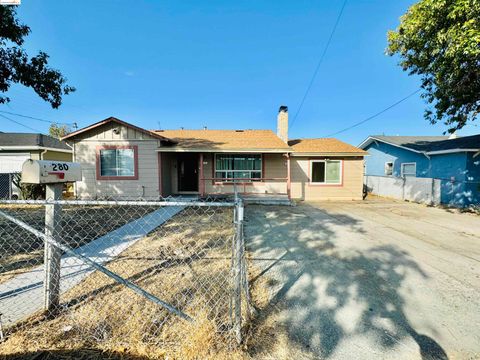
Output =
[
  {"x1": 387, "y1": 0, "x2": 480, "y2": 132},
  {"x1": 0, "y1": 6, "x2": 75, "y2": 108},
  {"x1": 49, "y1": 123, "x2": 71, "y2": 139}
]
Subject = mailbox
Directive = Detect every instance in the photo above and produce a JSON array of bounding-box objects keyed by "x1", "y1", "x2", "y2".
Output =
[{"x1": 22, "y1": 160, "x2": 82, "y2": 184}]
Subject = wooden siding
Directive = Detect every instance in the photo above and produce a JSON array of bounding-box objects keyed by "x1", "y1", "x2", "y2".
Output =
[
  {"x1": 72, "y1": 123, "x2": 161, "y2": 199},
  {"x1": 290, "y1": 157, "x2": 364, "y2": 200}
]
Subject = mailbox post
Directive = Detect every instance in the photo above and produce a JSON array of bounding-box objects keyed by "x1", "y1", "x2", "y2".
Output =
[
  {"x1": 21, "y1": 160, "x2": 82, "y2": 316},
  {"x1": 44, "y1": 183, "x2": 62, "y2": 315}
]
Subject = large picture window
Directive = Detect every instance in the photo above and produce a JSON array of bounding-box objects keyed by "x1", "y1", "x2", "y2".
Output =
[
  {"x1": 97, "y1": 146, "x2": 138, "y2": 179},
  {"x1": 310, "y1": 160, "x2": 342, "y2": 184},
  {"x1": 215, "y1": 154, "x2": 262, "y2": 182}
]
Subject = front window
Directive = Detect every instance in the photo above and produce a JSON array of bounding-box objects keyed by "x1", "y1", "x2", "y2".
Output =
[
  {"x1": 310, "y1": 160, "x2": 342, "y2": 184},
  {"x1": 215, "y1": 154, "x2": 262, "y2": 182},
  {"x1": 99, "y1": 147, "x2": 136, "y2": 178}
]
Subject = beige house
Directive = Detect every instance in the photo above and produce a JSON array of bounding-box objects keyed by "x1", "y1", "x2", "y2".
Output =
[{"x1": 62, "y1": 107, "x2": 367, "y2": 201}]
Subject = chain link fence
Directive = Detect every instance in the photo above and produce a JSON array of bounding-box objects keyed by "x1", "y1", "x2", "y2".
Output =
[
  {"x1": 0, "y1": 196, "x2": 251, "y2": 356},
  {"x1": 0, "y1": 173, "x2": 20, "y2": 200}
]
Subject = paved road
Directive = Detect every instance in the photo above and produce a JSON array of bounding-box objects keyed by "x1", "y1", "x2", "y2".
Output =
[
  {"x1": 0, "y1": 206, "x2": 183, "y2": 327},
  {"x1": 245, "y1": 198, "x2": 480, "y2": 360}
]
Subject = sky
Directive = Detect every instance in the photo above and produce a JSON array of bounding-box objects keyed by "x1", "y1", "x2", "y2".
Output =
[{"x1": 1, "y1": 0, "x2": 478, "y2": 145}]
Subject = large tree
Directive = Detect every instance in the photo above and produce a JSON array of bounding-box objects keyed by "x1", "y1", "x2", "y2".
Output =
[
  {"x1": 0, "y1": 6, "x2": 74, "y2": 108},
  {"x1": 387, "y1": 0, "x2": 480, "y2": 132}
]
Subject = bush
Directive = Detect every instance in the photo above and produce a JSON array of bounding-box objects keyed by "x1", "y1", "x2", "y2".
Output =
[{"x1": 12, "y1": 173, "x2": 45, "y2": 200}]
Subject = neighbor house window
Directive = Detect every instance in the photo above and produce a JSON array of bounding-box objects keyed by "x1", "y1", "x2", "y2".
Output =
[
  {"x1": 215, "y1": 154, "x2": 262, "y2": 181},
  {"x1": 401, "y1": 162, "x2": 416, "y2": 177},
  {"x1": 385, "y1": 162, "x2": 393, "y2": 176},
  {"x1": 97, "y1": 146, "x2": 138, "y2": 179},
  {"x1": 310, "y1": 160, "x2": 342, "y2": 184}
]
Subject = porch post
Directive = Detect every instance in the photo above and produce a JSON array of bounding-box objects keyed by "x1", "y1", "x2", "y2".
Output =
[
  {"x1": 199, "y1": 153, "x2": 205, "y2": 197},
  {"x1": 286, "y1": 153, "x2": 291, "y2": 199}
]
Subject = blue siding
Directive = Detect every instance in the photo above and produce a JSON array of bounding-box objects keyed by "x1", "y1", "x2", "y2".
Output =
[
  {"x1": 364, "y1": 142, "x2": 430, "y2": 177},
  {"x1": 364, "y1": 141, "x2": 479, "y2": 206}
]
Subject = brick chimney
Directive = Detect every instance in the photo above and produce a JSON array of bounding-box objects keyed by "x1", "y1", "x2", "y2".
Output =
[{"x1": 277, "y1": 105, "x2": 288, "y2": 143}]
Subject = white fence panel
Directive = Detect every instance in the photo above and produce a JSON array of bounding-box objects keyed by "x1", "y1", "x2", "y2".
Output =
[{"x1": 365, "y1": 175, "x2": 441, "y2": 205}]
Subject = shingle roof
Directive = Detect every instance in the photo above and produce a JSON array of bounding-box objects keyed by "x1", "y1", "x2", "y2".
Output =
[
  {"x1": 0, "y1": 133, "x2": 71, "y2": 151},
  {"x1": 364, "y1": 135, "x2": 480, "y2": 153},
  {"x1": 153, "y1": 129, "x2": 292, "y2": 152},
  {"x1": 288, "y1": 138, "x2": 367, "y2": 155}
]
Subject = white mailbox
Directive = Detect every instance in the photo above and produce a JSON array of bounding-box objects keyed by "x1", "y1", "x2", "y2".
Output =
[{"x1": 22, "y1": 160, "x2": 82, "y2": 184}]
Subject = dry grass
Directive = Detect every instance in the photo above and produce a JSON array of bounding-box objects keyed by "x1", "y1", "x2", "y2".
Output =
[
  {"x1": 0, "y1": 205, "x2": 155, "y2": 284},
  {"x1": 0, "y1": 206, "x2": 251, "y2": 359}
]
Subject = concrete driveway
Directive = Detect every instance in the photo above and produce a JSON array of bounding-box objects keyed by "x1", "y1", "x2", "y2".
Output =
[{"x1": 245, "y1": 198, "x2": 480, "y2": 360}]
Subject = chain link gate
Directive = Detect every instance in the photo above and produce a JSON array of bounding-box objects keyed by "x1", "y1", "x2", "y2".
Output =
[{"x1": 0, "y1": 196, "x2": 251, "y2": 355}]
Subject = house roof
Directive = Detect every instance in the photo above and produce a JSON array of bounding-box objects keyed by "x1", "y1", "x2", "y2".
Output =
[
  {"x1": 0, "y1": 133, "x2": 71, "y2": 151},
  {"x1": 288, "y1": 138, "x2": 367, "y2": 156},
  {"x1": 359, "y1": 135, "x2": 480, "y2": 154},
  {"x1": 153, "y1": 129, "x2": 292, "y2": 153},
  {"x1": 62, "y1": 117, "x2": 175, "y2": 143}
]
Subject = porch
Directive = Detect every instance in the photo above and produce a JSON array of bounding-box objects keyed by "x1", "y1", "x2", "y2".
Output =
[{"x1": 158, "y1": 151, "x2": 291, "y2": 199}]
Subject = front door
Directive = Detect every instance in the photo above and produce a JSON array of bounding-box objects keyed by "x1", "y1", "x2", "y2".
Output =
[{"x1": 177, "y1": 153, "x2": 199, "y2": 192}]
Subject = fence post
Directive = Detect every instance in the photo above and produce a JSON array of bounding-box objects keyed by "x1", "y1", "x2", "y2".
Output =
[
  {"x1": 234, "y1": 198, "x2": 244, "y2": 344},
  {"x1": 44, "y1": 183, "x2": 63, "y2": 316}
]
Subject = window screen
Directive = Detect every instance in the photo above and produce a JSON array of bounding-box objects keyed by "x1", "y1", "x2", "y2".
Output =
[
  {"x1": 215, "y1": 154, "x2": 262, "y2": 181},
  {"x1": 100, "y1": 148, "x2": 135, "y2": 177},
  {"x1": 401, "y1": 163, "x2": 416, "y2": 177}
]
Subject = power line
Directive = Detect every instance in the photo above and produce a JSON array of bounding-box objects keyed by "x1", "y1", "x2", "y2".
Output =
[
  {"x1": 290, "y1": 0, "x2": 348, "y2": 128},
  {"x1": 324, "y1": 88, "x2": 422, "y2": 137},
  {"x1": 0, "y1": 113, "x2": 42, "y2": 133},
  {"x1": 0, "y1": 110, "x2": 75, "y2": 126}
]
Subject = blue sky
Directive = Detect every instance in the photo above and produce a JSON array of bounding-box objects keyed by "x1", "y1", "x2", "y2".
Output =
[{"x1": 1, "y1": 0, "x2": 478, "y2": 145}]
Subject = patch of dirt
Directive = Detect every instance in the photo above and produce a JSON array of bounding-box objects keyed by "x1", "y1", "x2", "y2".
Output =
[
  {"x1": 0, "y1": 206, "x2": 249, "y2": 359},
  {"x1": 0, "y1": 205, "x2": 156, "y2": 284}
]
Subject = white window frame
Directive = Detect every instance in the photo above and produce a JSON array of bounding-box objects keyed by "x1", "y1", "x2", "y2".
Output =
[
  {"x1": 385, "y1": 161, "x2": 394, "y2": 176},
  {"x1": 400, "y1": 162, "x2": 416, "y2": 177},
  {"x1": 310, "y1": 159, "x2": 342, "y2": 185}
]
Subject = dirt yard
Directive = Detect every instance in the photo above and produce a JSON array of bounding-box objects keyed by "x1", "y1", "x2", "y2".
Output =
[
  {"x1": 0, "y1": 206, "x2": 242, "y2": 359},
  {"x1": 0, "y1": 205, "x2": 157, "y2": 284},
  {"x1": 245, "y1": 197, "x2": 480, "y2": 360}
]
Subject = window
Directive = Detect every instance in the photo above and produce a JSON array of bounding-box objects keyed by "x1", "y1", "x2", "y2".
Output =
[
  {"x1": 310, "y1": 160, "x2": 342, "y2": 184},
  {"x1": 385, "y1": 162, "x2": 393, "y2": 176},
  {"x1": 97, "y1": 146, "x2": 137, "y2": 179},
  {"x1": 401, "y1": 162, "x2": 416, "y2": 177},
  {"x1": 214, "y1": 154, "x2": 262, "y2": 182}
]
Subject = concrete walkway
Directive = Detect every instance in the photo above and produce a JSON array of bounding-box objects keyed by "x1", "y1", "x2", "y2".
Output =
[
  {"x1": 246, "y1": 199, "x2": 480, "y2": 360},
  {"x1": 0, "y1": 206, "x2": 183, "y2": 327}
]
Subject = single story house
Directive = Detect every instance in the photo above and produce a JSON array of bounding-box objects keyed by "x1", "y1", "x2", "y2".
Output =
[
  {"x1": 359, "y1": 134, "x2": 480, "y2": 206},
  {"x1": 62, "y1": 106, "x2": 367, "y2": 201},
  {"x1": 0, "y1": 133, "x2": 72, "y2": 198}
]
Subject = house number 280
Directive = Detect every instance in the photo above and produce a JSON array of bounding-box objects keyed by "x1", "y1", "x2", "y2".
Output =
[{"x1": 52, "y1": 163, "x2": 69, "y2": 171}]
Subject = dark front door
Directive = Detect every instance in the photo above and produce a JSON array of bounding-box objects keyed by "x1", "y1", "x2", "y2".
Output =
[{"x1": 177, "y1": 153, "x2": 199, "y2": 192}]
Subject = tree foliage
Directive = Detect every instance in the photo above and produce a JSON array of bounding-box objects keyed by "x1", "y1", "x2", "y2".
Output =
[
  {"x1": 387, "y1": 0, "x2": 480, "y2": 132},
  {"x1": 0, "y1": 6, "x2": 75, "y2": 108},
  {"x1": 49, "y1": 123, "x2": 71, "y2": 139}
]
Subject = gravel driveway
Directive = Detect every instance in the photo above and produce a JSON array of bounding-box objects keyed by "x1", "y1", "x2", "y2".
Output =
[{"x1": 245, "y1": 198, "x2": 480, "y2": 360}]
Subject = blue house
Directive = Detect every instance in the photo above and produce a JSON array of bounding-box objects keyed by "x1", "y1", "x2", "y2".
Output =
[{"x1": 359, "y1": 134, "x2": 480, "y2": 206}]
